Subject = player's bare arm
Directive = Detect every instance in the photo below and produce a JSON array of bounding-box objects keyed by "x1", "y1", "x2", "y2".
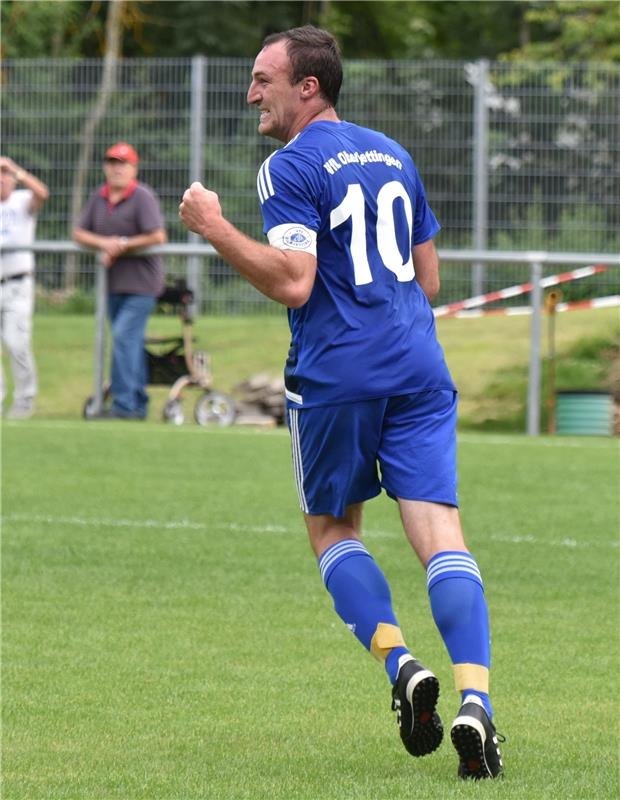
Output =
[
  {"x1": 179, "y1": 181, "x2": 317, "y2": 308},
  {"x1": 412, "y1": 239, "x2": 440, "y2": 301}
]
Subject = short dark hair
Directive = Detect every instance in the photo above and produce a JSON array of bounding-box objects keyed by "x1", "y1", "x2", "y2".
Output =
[{"x1": 262, "y1": 25, "x2": 343, "y2": 108}]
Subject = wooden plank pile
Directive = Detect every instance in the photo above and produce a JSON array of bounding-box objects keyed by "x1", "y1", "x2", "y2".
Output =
[{"x1": 233, "y1": 373, "x2": 286, "y2": 427}]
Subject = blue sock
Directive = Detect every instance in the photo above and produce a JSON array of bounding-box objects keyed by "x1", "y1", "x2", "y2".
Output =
[
  {"x1": 319, "y1": 539, "x2": 409, "y2": 684},
  {"x1": 427, "y1": 550, "x2": 493, "y2": 718},
  {"x1": 384, "y1": 646, "x2": 410, "y2": 684}
]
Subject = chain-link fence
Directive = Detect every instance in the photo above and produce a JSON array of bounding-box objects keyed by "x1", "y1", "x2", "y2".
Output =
[{"x1": 2, "y1": 57, "x2": 619, "y2": 313}]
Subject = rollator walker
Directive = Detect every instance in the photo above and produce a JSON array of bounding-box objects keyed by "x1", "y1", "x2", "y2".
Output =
[{"x1": 83, "y1": 280, "x2": 236, "y2": 426}]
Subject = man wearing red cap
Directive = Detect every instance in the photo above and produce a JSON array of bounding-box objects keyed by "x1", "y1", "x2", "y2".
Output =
[{"x1": 73, "y1": 142, "x2": 167, "y2": 419}]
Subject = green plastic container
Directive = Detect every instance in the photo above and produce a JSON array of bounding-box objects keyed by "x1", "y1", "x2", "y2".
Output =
[{"x1": 555, "y1": 391, "x2": 613, "y2": 436}]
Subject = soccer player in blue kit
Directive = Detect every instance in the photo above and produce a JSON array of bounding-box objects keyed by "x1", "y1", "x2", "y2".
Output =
[{"x1": 179, "y1": 25, "x2": 504, "y2": 780}]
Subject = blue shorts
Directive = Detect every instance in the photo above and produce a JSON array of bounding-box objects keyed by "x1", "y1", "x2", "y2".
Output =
[{"x1": 287, "y1": 389, "x2": 458, "y2": 518}]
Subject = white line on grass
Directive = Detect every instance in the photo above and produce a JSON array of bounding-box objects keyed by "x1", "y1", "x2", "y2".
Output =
[
  {"x1": 366, "y1": 529, "x2": 618, "y2": 549},
  {"x1": 3, "y1": 513, "x2": 617, "y2": 549},
  {"x1": 489, "y1": 532, "x2": 618, "y2": 549},
  {"x1": 2, "y1": 513, "x2": 290, "y2": 535},
  {"x1": 4, "y1": 513, "x2": 208, "y2": 530}
]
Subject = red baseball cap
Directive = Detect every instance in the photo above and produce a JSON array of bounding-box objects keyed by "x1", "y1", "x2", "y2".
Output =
[{"x1": 104, "y1": 142, "x2": 139, "y2": 164}]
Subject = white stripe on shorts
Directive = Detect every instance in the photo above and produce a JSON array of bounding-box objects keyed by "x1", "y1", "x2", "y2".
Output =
[{"x1": 288, "y1": 409, "x2": 309, "y2": 513}]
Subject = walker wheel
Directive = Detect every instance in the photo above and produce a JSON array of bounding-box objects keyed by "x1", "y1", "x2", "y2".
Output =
[
  {"x1": 163, "y1": 398, "x2": 185, "y2": 426},
  {"x1": 83, "y1": 396, "x2": 98, "y2": 419},
  {"x1": 83, "y1": 385, "x2": 111, "y2": 419},
  {"x1": 194, "y1": 391, "x2": 236, "y2": 427}
]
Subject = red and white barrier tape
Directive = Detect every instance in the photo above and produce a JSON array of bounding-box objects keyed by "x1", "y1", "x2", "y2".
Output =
[
  {"x1": 433, "y1": 264, "x2": 608, "y2": 318},
  {"x1": 441, "y1": 294, "x2": 620, "y2": 319}
]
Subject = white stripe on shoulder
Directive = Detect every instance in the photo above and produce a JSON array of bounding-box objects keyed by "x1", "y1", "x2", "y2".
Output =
[{"x1": 257, "y1": 151, "x2": 277, "y2": 204}]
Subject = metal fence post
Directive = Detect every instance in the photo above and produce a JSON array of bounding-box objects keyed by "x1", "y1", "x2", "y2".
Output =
[
  {"x1": 188, "y1": 55, "x2": 205, "y2": 314},
  {"x1": 91, "y1": 257, "x2": 107, "y2": 415},
  {"x1": 472, "y1": 58, "x2": 489, "y2": 297},
  {"x1": 527, "y1": 259, "x2": 543, "y2": 435}
]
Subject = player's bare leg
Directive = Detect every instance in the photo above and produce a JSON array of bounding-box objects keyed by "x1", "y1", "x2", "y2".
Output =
[
  {"x1": 304, "y1": 502, "x2": 363, "y2": 557},
  {"x1": 397, "y1": 498, "x2": 467, "y2": 566}
]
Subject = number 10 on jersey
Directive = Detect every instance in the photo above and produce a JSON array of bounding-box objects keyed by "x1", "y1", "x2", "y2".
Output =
[{"x1": 330, "y1": 180, "x2": 416, "y2": 285}]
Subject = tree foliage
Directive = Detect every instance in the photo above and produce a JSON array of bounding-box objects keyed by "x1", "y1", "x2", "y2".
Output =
[
  {"x1": 506, "y1": 1, "x2": 620, "y2": 62},
  {"x1": 2, "y1": 0, "x2": 618, "y2": 61},
  {"x1": 1, "y1": 1, "x2": 97, "y2": 58}
]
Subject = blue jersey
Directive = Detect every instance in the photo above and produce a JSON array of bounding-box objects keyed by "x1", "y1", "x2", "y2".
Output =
[{"x1": 257, "y1": 120, "x2": 455, "y2": 408}]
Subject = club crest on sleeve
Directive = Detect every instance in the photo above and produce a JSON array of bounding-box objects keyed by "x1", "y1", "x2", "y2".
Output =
[{"x1": 283, "y1": 227, "x2": 312, "y2": 249}]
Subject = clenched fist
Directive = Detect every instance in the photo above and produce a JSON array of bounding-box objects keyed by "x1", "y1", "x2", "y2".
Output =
[{"x1": 178, "y1": 181, "x2": 223, "y2": 239}]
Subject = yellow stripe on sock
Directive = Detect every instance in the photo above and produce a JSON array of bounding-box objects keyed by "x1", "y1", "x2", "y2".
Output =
[
  {"x1": 370, "y1": 623, "x2": 406, "y2": 663},
  {"x1": 453, "y1": 663, "x2": 489, "y2": 692}
]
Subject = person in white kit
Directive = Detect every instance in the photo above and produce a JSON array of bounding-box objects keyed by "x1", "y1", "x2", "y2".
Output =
[{"x1": 0, "y1": 156, "x2": 49, "y2": 418}]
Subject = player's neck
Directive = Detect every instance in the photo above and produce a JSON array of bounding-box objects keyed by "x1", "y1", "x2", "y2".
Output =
[{"x1": 288, "y1": 106, "x2": 340, "y2": 142}]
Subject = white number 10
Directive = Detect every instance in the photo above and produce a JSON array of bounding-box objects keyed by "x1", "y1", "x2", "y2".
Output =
[{"x1": 329, "y1": 180, "x2": 415, "y2": 286}]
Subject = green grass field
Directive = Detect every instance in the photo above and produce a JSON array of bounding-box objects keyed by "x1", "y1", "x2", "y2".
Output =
[{"x1": 2, "y1": 420, "x2": 619, "y2": 799}]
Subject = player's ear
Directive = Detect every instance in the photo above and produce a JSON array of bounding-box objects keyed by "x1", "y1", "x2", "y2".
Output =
[{"x1": 300, "y1": 76, "x2": 321, "y2": 99}]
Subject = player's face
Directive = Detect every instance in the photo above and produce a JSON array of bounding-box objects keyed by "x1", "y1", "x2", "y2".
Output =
[{"x1": 247, "y1": 41, "x2": 302, "y2": 143}]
